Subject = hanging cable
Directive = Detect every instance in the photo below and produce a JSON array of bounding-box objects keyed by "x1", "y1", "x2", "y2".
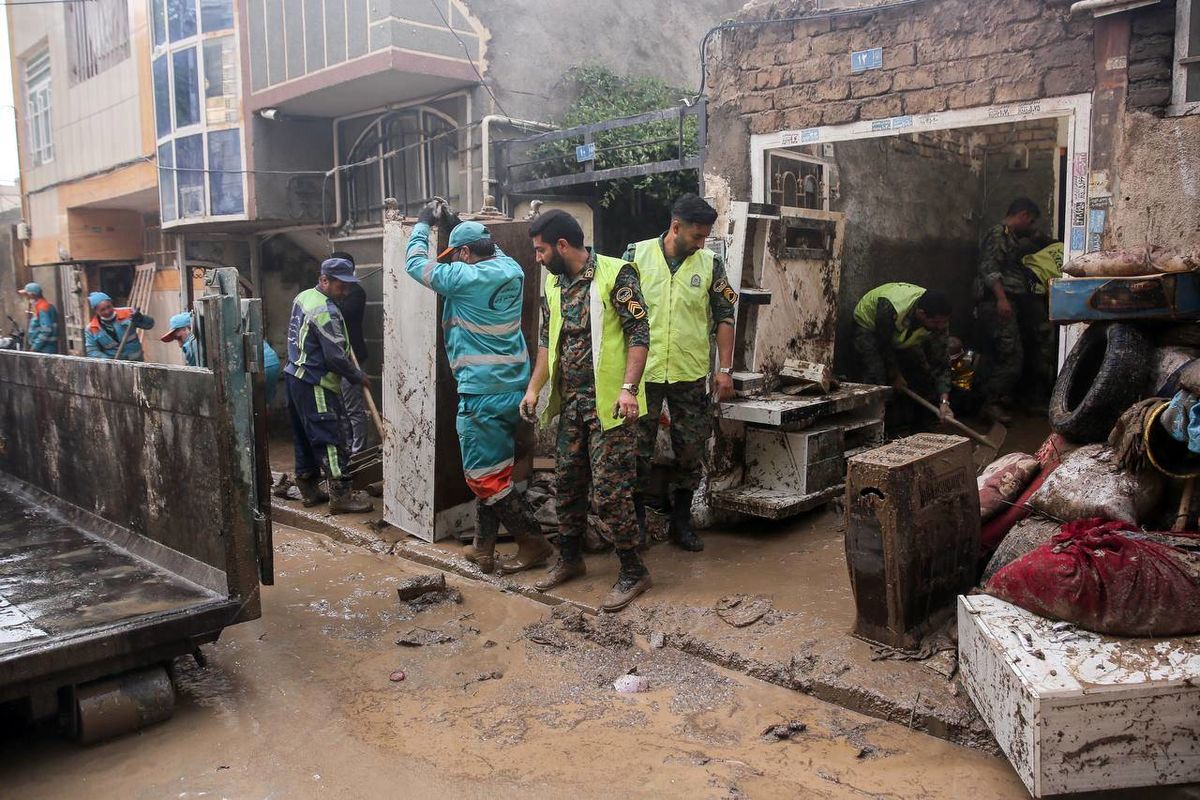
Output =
[{"x1": 426, "y1": 0, "x2": 512, "y2": 119}]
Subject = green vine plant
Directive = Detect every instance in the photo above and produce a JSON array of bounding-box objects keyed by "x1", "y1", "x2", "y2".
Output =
[{"x1": 524, "y1": 65, "x2": 700, "y2": 209}]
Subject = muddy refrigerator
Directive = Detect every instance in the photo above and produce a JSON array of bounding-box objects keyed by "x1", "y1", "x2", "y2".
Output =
[
  {"x1": 380, "y1": 201, "x2": 540, "y2": 542},
  {"x1": 704, "y1": 201, "x2": 888, "y2": 522},
  {"x1": 0, "y1": 267, "x2": 274, "y2": 741}
]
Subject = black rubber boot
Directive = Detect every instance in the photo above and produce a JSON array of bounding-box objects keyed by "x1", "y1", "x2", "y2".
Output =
[
  {"x1": 493, "y1": 492, "x2": 552, "y2": 575},
  {"x1": 534, "y1": 535, "x2": 586, "y2": 591},
  {"x1": 601, "y1": 548, "x2": 652, "y2": 612},
  {"x1": 465, "y1": 500, "x2": 499, "y2": 574},
  {"x1": 328, "y1": 479, "x2": 373, "y2": 514},
  {"x1": 294, "y1": 473, "x2": 328, "y2": 507},
  {"x1": 669, "y1": 489, "x2": 703, "y2": 552}
]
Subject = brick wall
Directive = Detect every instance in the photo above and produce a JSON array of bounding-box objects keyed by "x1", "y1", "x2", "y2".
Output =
[
  {"x1": 705, "y1": 0, "x2": 1094, "y2": 190},
  {"x1": 1127, "y1": 4, "x2": 1177, "y2": 114}
]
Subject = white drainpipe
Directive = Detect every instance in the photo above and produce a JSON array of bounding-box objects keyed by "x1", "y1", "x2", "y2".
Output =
[{"x1": 479, "y1": 114, "x2": 555, "y2": 213}]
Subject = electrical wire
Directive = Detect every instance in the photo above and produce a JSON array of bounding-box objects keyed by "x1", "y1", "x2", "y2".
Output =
[{"x1": 426, "y1": 0, "x2": 512, "y2": 120}]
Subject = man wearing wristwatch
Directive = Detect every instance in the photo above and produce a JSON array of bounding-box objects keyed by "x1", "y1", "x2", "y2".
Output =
[
  {"x1": 520, "y1": 210, "x2": 652, "y2": 612},
  {"x1": 622, "y1": 194, "x2": 737, "y2": 552}
]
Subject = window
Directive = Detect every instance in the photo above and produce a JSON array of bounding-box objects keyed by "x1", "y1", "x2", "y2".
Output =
[
  {"x1": 172, "y1": 47, "x2": 200, "y2": 128},
  {"x1": 168, "y1": 0, "x2": 196, "y2": 42},
  {"x1": 158, "y1": 143, "x2": 177, "y2": 221},
  {"x1": 207, "y1": 129, "x2": 243, "y2": 214},
  {"x1": 153, "y1": 0, "x2": 244, "y2": 223},
  {"x1": 1174, "y1": 0, "x2": 1200, "y2": 111},
  {"x1": 175, "y1": 134, "x2": 205, "y2": 218},
  {"x1": 339, "y1": 107, "x2": 461, "y2": 227},
  {"x1": 203, "y1": 36, "x2": 239, "y2": 124},
  {"x1": 767, "y1": 151, "x2": 829, "y2": 210},
  {"x1": 65, "y1": 0, "x2": 130, "y2": 84},
  {"x1": 153, "y1": 56, "x2": 171, "y2": 137},
  {"x1": 151, "y1": 0, "x2": 167, "y2": 47},
  {"x1": 200, "y1": 0, "x2": 234, "y2": 32},
  {"x1": 24, "y1": 49, "x2": 53, "y2": 167}
]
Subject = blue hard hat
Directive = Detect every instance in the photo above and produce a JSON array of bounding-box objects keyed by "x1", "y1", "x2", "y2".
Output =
[
  {"x1": 22, "y1": 282, "x2": 42, "y2": 296},
  {"x1": 88, "y1": 291, "x2": 112, "y2": 308},
  {"x1": 320, "y1": 257, "x2": 360, "y2": 283},
  {"x1": 161, "y1": 311, "x2": 193, "y2": 342}
]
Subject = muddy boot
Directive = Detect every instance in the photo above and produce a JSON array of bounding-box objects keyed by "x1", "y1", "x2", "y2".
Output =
[
  {"x1": 494, "y1": 492, "x2": 553, "y2": 574},
  {"x1": 328, "y1": 479, "x2": 373, "y2": 514},
  {"x1": 669, "y1": 489, "x2": 703, "y2": 552},
  {"x1": 465, "y1": 500, "x2": 499, "y2": 574},
  {"x1": 534, "y1": 535, "x2": 586, "y2": 591},
  {"x1": 295, "y1": 473, "x2": 329, "y2": 507},
  {"x1": 601, "y1": 548, "x2": 652, "y2": 612}
]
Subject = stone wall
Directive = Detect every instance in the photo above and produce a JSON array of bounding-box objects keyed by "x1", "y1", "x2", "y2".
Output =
[
  {"x1": 1127, "y1": 3, "x2": 1177, "y2": 114},
  {"x1": 705, "y1": 0, "x2": 1094, "y2": 193},
  {"x1": 1112, "y1": 111, "x2": 1200, "y2": 250}
]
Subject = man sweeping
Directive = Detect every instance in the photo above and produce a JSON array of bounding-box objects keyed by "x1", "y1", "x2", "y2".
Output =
[
  {"x1": 852, "y1": 282, "x2": 953, "y2": 420},
  {"x1": 405, "y1": 202, "x2": 551, "y2": 575},
  {"x1": 84, "y1": 292, "x2": 154, "y2": 360}
]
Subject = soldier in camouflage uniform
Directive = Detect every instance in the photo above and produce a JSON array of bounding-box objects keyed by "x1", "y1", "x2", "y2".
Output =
[
  {"x1": 622, "y1": 194, "x2": 737, "y2": 552},
  {"x1": 974, "y1": 197, "x2": 1045, "y2": 423},
  {"x1": 520, "y1": 210, "x2": 652, "y2": 612}
]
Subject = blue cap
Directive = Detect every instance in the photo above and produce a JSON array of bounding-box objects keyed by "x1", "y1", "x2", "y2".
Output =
[
  {"x1": 438, "y1": 221, "x2": 491, "y2": 261},
  {"x1": 88, "y1": 291, "x2": 112, "y2": 308},
  {"x1": 320, "y1": 257, "x2": 360, "y2": 283},
  {"x1": 161, "y1": 311, "x2": 193, "y2": 342},
  {"x1": 21, "y1": 282, "x2": 42, "y2": 296}
]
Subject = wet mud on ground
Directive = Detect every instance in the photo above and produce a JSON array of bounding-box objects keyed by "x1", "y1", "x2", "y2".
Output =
[{"x1": 2, "y1": 525, "x2": 1026, "y2": 799}]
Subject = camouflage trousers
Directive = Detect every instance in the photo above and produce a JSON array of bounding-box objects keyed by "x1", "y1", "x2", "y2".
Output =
[
  {"x1": 637, "y1": 378, "x2": 711, "y2": 495},
  {"x1": 851, "y1": 327, "x2": 945, "y2": 401},
  {"x1": 976, "y1": 295, "x2": 1055, "y2": 406},
  {"x1": 556, "y1": 398, "x2": 640, "y2": 550}
]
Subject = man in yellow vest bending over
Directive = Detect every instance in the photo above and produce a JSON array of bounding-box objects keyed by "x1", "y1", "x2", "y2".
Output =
[
  {"x1": 520, "y1": 210, "x2": 651, "y2": 612},
  {"x1": 852, "y1": 282, "x2": 953, "y2": 419},
  {"x1": 623, "y1": 194, "x2": 737, "y2": 552}
]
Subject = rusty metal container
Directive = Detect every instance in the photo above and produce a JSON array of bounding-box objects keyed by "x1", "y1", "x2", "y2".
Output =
[{"x1": 844, "y1": 434, "x2": 980, "y2": 648}]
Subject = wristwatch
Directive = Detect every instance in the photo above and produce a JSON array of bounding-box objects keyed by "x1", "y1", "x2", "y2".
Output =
[
  {"x1": 621, "y1": 383, "x2": 639, "y2": 396},
  {"x1": 718, "y1": 367, "x2": 734, "y2": 375}
]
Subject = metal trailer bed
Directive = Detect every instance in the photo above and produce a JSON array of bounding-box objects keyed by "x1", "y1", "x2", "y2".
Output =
[{"x1": 0, "y1": 269, "x2": 272, "y2": 740}]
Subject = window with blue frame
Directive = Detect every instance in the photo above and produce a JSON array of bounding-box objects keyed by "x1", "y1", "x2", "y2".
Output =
[
  {"x1": 152, "y1": 0, "x2": 243, "y2": 220},
  {"x1": 207, "y1": 130, "x2": 243, "y2": 215},
  {"x1": 158, "y1": 142, "x2": 177, "y2": 221}
]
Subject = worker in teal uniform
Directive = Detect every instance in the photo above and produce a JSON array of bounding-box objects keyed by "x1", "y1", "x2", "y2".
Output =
[
  {"x1": 84, "y1": 292, "x2": 154, "y2": 360},
  {"x1": 18, "y1": 282, "x2": 58, "y2": 354},
  {"x1": 161, "y1": 310, "x2": 281, "y2": 404}
]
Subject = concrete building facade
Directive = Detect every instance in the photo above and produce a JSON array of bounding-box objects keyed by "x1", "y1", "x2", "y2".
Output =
[{"x1": 7, "y1": 0, "x2": 742, "y2": 366}]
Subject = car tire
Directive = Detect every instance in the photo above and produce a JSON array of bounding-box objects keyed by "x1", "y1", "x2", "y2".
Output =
[{"x1": 1050, "y1": 322, "x2": 1152, "y2": 443}]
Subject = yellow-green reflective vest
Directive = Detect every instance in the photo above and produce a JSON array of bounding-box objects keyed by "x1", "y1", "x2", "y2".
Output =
[
  {"x1": 542, "y1": 254, "x2": 648, "y2": 431},
  {"x1": 852, "y1": 282, "x2": 929, "y2": 350},
  {"x1": 634, "y1": 239, "x2": 715, "y2": 384},
  {"x1": 1022, "y1": 242, "x2": 1064, "y2": 294}
]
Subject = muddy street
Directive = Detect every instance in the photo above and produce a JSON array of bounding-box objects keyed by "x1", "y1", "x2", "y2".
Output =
[{"x1": 1, "y1": 524, "x2": 1024, "y2": 799}]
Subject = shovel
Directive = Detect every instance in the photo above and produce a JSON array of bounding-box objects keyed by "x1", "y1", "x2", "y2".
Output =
[{"x1": 897, "y1": 385, "x2": 1007, "y2": 467}]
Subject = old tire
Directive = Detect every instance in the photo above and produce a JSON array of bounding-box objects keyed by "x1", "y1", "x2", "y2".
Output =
[{"x1": 1050, "y1": 322, "x2": 1152, "y2": 443}]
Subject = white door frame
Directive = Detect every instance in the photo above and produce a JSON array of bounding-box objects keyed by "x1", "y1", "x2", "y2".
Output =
[{"x1": 748, "y1": 92, "x2": 1095, "y2": 365}]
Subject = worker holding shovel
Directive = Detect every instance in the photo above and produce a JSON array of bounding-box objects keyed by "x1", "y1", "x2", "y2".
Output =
[
  {"x1": 84, "y1": 292, "x2": 154, "y2": 361},
  {"x1": 852, "y1": 282, "x2": 954, "y2": 425}
]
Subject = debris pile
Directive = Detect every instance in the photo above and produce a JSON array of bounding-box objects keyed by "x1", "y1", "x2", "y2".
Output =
[{"x1": 975, "y1": 260, "x2": 1200, "y2": 636}]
